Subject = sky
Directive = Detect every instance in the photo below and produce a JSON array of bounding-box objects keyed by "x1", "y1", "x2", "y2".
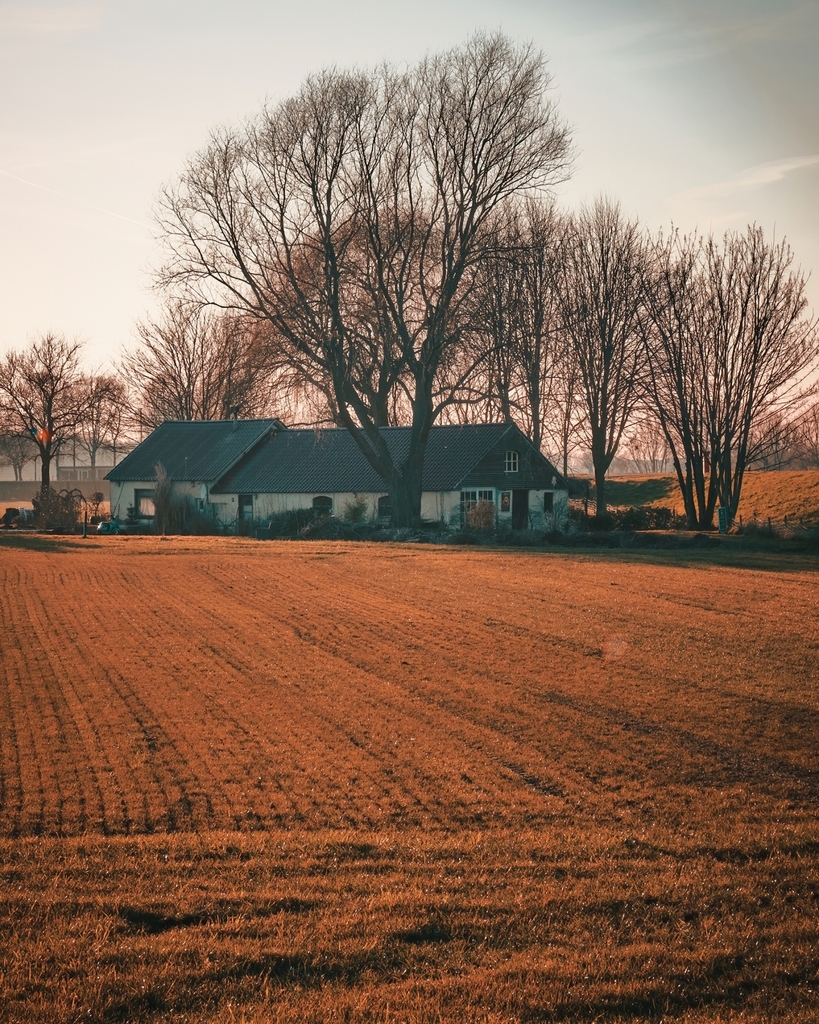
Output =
[{"x1": 1, "y1": 0, "x2": 817, "y2": 368}]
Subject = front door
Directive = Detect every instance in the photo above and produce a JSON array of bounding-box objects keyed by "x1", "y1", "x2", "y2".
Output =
[
  {"x1": 512, "y1": 489, "x2": 529, "y2": 529},
  {"x1": 238, "y1": 494, "x2": 253, "y2": 521}
]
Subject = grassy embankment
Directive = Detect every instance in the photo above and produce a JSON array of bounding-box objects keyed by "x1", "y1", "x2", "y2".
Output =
[{"x1": 604, "y1": 469, "x2": 819, "y2": 524}]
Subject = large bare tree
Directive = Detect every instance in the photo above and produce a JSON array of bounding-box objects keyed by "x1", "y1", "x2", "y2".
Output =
[
  {"x1": 0, "y1": 334, "x2": 88, "y2": 494},
  {"x1": 158, "y1": 33, "x2": 571, "y2": 525},
  {"x1": 555, "y1": 198, "x2": 647, "y2": 515},
  {"x1": 642, "y1": 226, "x2": 818, "y2": 527}
]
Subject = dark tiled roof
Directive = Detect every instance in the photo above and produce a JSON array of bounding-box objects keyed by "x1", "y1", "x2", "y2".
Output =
[
  {"x1": 212, "y1": 423, "x2": 523, "y2": 494},
  {"x1": 106, "y1": 419, "x2": 281, "y2": 483}
]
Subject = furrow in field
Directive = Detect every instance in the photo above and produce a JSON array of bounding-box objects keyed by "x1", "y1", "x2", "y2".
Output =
[
  {"x1": 76, "y1": 557, "x2": 505, "y2": 827},
  {"x1": 52, "y1": 567, "x2": 164, "y2": 834},
  {"x1": 168, "y1": 556, "x2": 579, "y2": 824},
  {"x1": 98, "y1": 562, "x2": 449, "y2": 828},
  {"x1": 0, "y1": 572, "x2": 27, "y2": 834},
  {"x1": 250, "y1": 549, "x2": 818, "y2": 807},
  {"x1": 3, "y1": 540, "x2": 818, "y2": 840},
  {"x1": 8, "y1": 574, "x2": 79, "y2": 834}
]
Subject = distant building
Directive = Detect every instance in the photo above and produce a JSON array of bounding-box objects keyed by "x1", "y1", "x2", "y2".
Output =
[{"x1": 0, "y1": 446, "x2": 132, "y2": 503}]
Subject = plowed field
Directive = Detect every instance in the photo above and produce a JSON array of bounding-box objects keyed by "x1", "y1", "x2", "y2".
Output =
[{"x1": 1, "y1": 536, "x2": 818, "y2": 1022}]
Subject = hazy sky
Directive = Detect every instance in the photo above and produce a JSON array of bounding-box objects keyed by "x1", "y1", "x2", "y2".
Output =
[{"x1": 1, "y1": 0, "x2": 817, "y2": 367}]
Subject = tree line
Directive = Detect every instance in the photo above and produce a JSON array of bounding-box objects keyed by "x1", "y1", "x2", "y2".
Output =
[{"x1": 2, "y1": 34, "x2": 817, "y2": 528}]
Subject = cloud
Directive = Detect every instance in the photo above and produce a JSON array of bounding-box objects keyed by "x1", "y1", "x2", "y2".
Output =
[
  {"x1": 675, "y1": 155, "x2": 819, "y2": 204},
  {"x1": 0, "y1": 3, "x2": 103, "y2": 36}
]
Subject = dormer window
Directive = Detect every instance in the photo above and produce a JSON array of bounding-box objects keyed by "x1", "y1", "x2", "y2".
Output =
[{"x1": 505, "y1": 450, "x2": 519, "y2": 473}]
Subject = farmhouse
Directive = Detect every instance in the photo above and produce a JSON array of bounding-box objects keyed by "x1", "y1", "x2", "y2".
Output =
[{"x1": 107, "y1": 419, "x2": 567, "y2": 529}]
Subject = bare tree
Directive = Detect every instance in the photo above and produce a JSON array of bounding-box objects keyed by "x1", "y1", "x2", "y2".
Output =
[
  {"x1": 544, "y1": 335, "x2": 585, "y2": 481},
  {"x1": 125, "y1": 301, "x2": 277, "y2": 428},
  {"x1": 0, "y1": 334, "x2": 87, "y2": 494},
  {"x1": 460, "y1": 199, "x2": 585, "y2": 479},
  {"x1": 555, "y1": 198, "x2": 647, "y2": 514},
  {"x1": 746, "y1": 410, "x2": 803, "y2": 470},
  {"x1": 621, "y1": 412, "x2": 671, "y2": 474},
  {"x1": 75, "y1": 373, "x2": 127, "y2": 467},
  {"x1": 0, "y1": 412, "x2": 37, "y2": 480},
  {"x1": 795, "y1": 399, "x2": 819, "y2": 468},
  {"x1": 158, "y1": 33, "x2": 572, "y2": 525},
  {"x1": 642, "y1": 226, "x2": 818, "y2": 527},
  {"x1": 469, "y1": 201, "x2": 566, "y2": 445}
]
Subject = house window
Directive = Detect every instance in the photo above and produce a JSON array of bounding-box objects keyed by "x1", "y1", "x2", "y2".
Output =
[
  {"x1": 461, "y1": 490, "x2": 494, "y2": 527},
  {"x1": 460, "y1": 489, "x2": 494, "y2": 510},
  {"x1": 543, "y1": 491, "x2": 554, "y2": 513},
  {"x1": 500, "y1": 491, "x2": 511, "y2": 513},
  {"x1": 505, "y1": 450, "x2": 519, "y2": 473},
  {"x1": 377, "y1": 495, "x2": 392, "y2": 520},
  {"x1": 313, "y1": 495, "x2": 333, "y2": 516},
  {"x1": 238, "y1": 494, "x2": 253, "y2": 521},
  {"x1": 134, "y1": 489, "x2": 155, "y2": 518}
]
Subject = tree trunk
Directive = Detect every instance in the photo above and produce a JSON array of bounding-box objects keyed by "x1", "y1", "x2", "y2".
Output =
[
  {"x1": 40, "y1": 448, "x2": 52, "y2": 494},
  {"x1": 593, "y1": 460, "x2": 607, "y2": 518},
  {"x1": 386, "y1": 466, "x2": 424, "y2": 528},
  {"x1": 591, "y1": 432, "x2": 609, "y2": 516}
]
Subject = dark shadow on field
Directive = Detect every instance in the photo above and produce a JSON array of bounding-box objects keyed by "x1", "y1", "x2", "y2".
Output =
[
  {"x1": 518, "y1": 958, "x2": 818, "y2": 1022},
  {"x1": 521, "y1": 975, "x2": 762, "y2": 1021},
  {"x1": 0, "y1": 536, "x2": 89, "y2": 552},
  {"x1": 539, "y1": 687, "x2": 819, "y2": 797},
  {"x1": 82, "y1": 948, "x2": 810, "y2": 1023},
  {"x1": 117, "y1": 897, "x2": 316, "y2": 934},
  {"x1": 536, "y1": 540, "x2": 819, "y2": 574},
  {"x1": 0, "y1": 533, "x2": 103, "y2": 553}
]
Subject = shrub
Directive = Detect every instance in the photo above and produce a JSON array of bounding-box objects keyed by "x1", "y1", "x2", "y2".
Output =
[
  {"x1": 152, "y1": 465, "x2": 221, "y2": 535},
  {"x1": 342, "y1": 495, "x2": 370, "y2": 523},
  {"x1": 31, "y1": 488, "x2": 82, "y2": 531},
  {"x1": 88, "y1": 492, "x2": 105, "y2": 519},
  {"x1": 569, "y1": 504, "x2": 682, "y2": 532},
  {"x1": 264, "y1": 507, "x2": 325, "y2": 538},
  {"x1": 587, "y1": 513, "x2": 615, "y2": 532},
  {"x1": 464, "y1": 500, "x2": 496, "y2": 531}
]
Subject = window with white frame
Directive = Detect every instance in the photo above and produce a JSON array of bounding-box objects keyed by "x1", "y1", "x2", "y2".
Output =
[
  {"x1": 505, "y1": 450, "x2": 519, "y2": 473},
  {"x1": 460, "y1": 489, "x2": 494, "y2": 510}
]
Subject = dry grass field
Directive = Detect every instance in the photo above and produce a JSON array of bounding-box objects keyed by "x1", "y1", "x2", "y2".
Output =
[
  {"x1": 605, "y1": 469, "x2": 819, "y2": 524},
  {"x1": 1, "y1": 535, "x2": 818, "y2": 1023}
]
